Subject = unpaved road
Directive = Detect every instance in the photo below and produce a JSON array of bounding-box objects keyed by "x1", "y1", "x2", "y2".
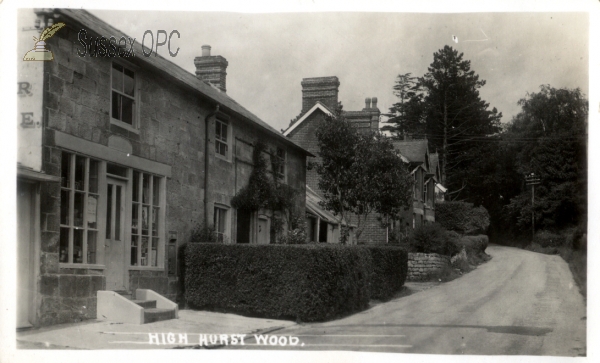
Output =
[{"x1": 228, "y1": 245, "x2": 586, "y2": 356}]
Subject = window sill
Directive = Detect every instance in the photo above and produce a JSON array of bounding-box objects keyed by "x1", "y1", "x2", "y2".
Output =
[
  {"x1": 215, "y1": 153, "x2": 232, "y2": 163},
  {"x1": 111, "y1": 118, "x2": 139, "y2": 134},
  {"x1": 59, "y1": 263, "x2": 106, "y2": 270},
  {"x1": 128, "y1": 266, "x2": 164, "y2": 271}
]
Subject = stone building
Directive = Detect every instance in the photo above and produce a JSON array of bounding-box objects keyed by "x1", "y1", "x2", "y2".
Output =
[
  {"x1": 16, "y1": 8, "x2": 310, "y2": 327},
  {"x1": 284, "y1": 76, "x2": 386, "y2": 244}
]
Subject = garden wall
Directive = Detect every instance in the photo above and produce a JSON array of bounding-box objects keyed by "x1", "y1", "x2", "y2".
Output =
[{"x1": 407, "y1": 252, "x2": 450, "y2": 281}]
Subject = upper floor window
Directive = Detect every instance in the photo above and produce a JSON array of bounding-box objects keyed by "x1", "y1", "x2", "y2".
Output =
[
  {"x1": 111, "y1": 63, "x2": 136, "y2": 127},
  {"x1": 413, "y1": 172, "x2": 419, "y2": 199},
  {"x1": 423, "y1": 182, "x2": 428, "y2": 205},
  {"x1": 274, "y1": 147, "x2": 286, "y2": 179},
  {"x1": 215, "y1": 119, "x2": 229, "y2": 158}
]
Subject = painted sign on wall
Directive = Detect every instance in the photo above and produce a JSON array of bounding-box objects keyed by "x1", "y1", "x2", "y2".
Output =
[{"x1": 17, "y1": 9, "x2": 45, "y2": 172}]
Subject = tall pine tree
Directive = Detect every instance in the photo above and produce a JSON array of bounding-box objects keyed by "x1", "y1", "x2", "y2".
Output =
[{"x1": 386, "y1": 46, "x2": 502, "y2": 199}]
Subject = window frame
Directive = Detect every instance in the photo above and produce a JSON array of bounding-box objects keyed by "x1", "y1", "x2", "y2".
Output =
[
  {"x1": 129, "y1": 170, "x2": 165, "y2": 268},
  {"x1": 59, "y1": 152, "x2": 104, "y2": 267},
  {"x1": 274, "y1": 147, "x2": 286, "y2": 180},
  {"x1": 110, "y1": 61, "x2": 139, "y2": 133},
  {"x1": 215, "y1": 118, "x2": 230, "y2": 160},
  {"x1": 213, "y1": 205, "x2": 230, "y2": 242}
]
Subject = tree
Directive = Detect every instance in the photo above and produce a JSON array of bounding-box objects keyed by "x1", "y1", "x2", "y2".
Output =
[
  {"x1": 315, "y1": 106, "x2": 413, "y2": 243},
  {"x1": 386, "y1": 46, "x2": 502, "y2": 199},
  {"x1": 504, "y1": 85, "x2": 587, "y2": 231},
  {"x1": 382, "y1": 73, "x2": 425, "y2": 137}
]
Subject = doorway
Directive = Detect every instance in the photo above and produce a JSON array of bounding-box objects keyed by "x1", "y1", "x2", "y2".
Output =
[
  {"x1": 105, "y1": 178, "x2": 127, "y2": 291},
  {"x1": 257, "y1": 215, "x2": 270, "y2": 244},
  {"x1": 236, "y1": 209, "x2": 251, "y2": 243}
]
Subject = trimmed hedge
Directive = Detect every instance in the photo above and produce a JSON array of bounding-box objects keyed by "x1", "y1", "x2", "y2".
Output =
[
  {"x1": 185, "y1": 243, "x2": 372, "y2": 322},
  {"x1": 360, "y1": 245, "x2": 408, "y2": 300},
  {"x1": 410, "y1": 223, "x2": 461, "y2": 256},
  {"x1": 436, "y1": 202, "x2": 490, "y2": 235}
]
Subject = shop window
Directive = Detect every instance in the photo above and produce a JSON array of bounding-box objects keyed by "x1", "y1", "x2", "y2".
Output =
[
  {"x1": 215, "y1": 118, "x2": 229, "y2": 158},
  {"x1": 59, "y1": 152, "x2": 100, "y2": 265},
  {"x1": 131, "y1": 172, "x2": 163, "y2": 266},
  {"x1": 111, "y1": 62, "x2": 137, "y2": 129},
  {"x1": 214, "y1": 206, "x2": 228, "y2": 242}
]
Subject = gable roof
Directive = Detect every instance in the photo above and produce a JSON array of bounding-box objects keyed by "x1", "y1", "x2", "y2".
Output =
[
  {"x1": 283, "y1": 102, "x2": 333, "y2": 136},
  {"x1": 391, "y1": 140, "x2": 429, "y2": 164},
  {"x1": 430, "y1": 153, "x2": 439, "y2": 171},
  {"x1": 56, "y1": 9, "x2": 313, "y2": 157}
]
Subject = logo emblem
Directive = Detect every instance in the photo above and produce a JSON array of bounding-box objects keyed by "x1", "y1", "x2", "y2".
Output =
[{"x1": 23, "y1": 22, "x2": 66, "y2": 61}]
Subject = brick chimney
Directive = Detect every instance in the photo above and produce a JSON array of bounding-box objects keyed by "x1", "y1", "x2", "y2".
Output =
[
  {"x1": 301, "y1": 76, "x2": 340, "y2": 113},
  {"x1": 194, "y1": 45, "x2": 228, "y2": 93}
]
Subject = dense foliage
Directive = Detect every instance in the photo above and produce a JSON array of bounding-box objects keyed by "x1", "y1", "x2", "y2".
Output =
[
  {"x1": 503, "y1": 86, "x2": 587, "y2": 232},
  {"x1": 409, "y1": 223, "x2": 460, "y2": 256},
  {"x1": 435, "y1": 201, "x2": 490, "y2": 235},
  {"x1": 315, "y1": 104, "x2": 413, "y2": 243},
  {"x1": 185, "y1": 243, "x2": 372, "y2": 322}
]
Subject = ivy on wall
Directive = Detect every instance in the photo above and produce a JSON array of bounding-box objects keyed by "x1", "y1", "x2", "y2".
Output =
[{"x1": 231, "y1": 141, "x2": 305, "y2": 243}]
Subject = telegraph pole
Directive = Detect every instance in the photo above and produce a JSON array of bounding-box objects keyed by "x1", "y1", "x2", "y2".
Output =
[{"x1": 525, "y1": 173, "x2": 541, "y2": 241}]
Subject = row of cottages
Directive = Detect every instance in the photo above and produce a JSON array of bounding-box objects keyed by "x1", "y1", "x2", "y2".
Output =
[
  {"x1": 391, "y1": 137, "x2": 446, "y2": 232},
  {"x1": 16, "y1": 8, "x2": 311, "y2": 328},
  {"x1": 283, "y1": 76, "x2": 385, "y2": 244}
]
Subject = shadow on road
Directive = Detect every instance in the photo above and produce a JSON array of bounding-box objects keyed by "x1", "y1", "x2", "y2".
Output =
[{"x1": 319, "y1": 324, "x2": 553, "y2": 336}]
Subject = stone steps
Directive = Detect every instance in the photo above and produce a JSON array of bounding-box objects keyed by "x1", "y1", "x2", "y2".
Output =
[{"x1": 97, "y1": 289, "x2": 178, "y2": 324}]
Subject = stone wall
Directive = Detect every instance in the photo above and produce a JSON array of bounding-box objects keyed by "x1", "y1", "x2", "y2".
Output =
[{"x1": 407, "y1": 252, "x2": 450, "y2": 281}]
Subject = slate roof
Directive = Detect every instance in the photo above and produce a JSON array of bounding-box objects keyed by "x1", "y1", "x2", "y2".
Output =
[
  {"x1": 430, "y1": 153, "x2": 439, "y2": 171},
  {"x1": 391, "y1": 140, "x2": 429, "y2": 163},
  {"x1": 57, "y1": 9, "x2": 314, "y2": 157},
  {"x1": 306, "y1": 185, "x2": 339, "y2": 223}
]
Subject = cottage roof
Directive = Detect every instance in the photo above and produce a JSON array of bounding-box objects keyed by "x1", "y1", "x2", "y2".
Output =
[
  {"x1": 306, "y1": 185, "x2": 354, "y2": 226},
  {"x1": 430, "y1": 152, "x2": 439, "y2": 171},
  {"x1": 57, "y1": 9, "x2": 314, "y2": 157},
  {"x1": 391, "y1": 139, "x2": 429, "y2": 164}
]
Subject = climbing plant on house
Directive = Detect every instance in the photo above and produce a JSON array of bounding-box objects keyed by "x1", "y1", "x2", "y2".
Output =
[{"x1": 231, "y1": 141, "x2": 305, "y2": 243}]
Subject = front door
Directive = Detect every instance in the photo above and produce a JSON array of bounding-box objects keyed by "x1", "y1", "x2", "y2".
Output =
[
  {"x1": 17, "y1": 181, "x2": 34, "y2": 328},
  {"x1": 105, "y1": 178, "x2": 127, "y2": 291},
  {"x1": 257, "y1": 216, "x2": 269, "y2": 244}
]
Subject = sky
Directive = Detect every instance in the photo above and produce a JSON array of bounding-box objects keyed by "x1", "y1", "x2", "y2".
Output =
[{"x1": 86, "y1": 9, "x2": 589, "y2": 132}]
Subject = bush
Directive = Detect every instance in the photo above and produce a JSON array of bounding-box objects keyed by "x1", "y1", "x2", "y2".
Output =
[
  {"x1": 409, "y1": 223, "x2": 458, "y2": 256},
  {"x1": 534, "y1": 230, "x2": 566, "y2": 248},
  {"x1": 190, "y1": 222, "x2": 218, "y2": 243},
  {"x1": 436, "y1": 202, "x2": 490, "y2": 235},
  {"x1": 185, "y1": 243, "x2": 372, "y2": 322},
  {"x1": 359, "y1": 245, "x2": 408, "y2": 300},
  {"x1": 453, "y1": 234, "x2": 490, "y2": 265}
]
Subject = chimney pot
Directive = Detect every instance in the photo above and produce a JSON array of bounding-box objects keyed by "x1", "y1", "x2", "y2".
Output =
[
  {"x1": 371, "y1": 97, "x2": 378, "y2": 109},
  {"x1": 195, "y1": 46, "x2": 228, "y2": 92},
  {"x1": 365, "y1": 97, "x2": 371, "y2": 109}
]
